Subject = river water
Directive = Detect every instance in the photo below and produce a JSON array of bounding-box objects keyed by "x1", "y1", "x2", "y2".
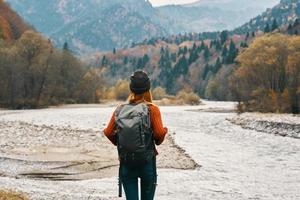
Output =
[{"x1": 0, "y1": 101, "x2": 299, "y2": 200}]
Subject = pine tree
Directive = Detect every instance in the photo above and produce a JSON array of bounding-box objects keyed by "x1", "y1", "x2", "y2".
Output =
[
  {"x1": 222, "y1": 45, "x2": 228, "y2": 57},
  {"x1": 113, "y1": 48, "x2": 116, "y2": 54},
  {"x1": 158, "y1": 51, "x2": 173, "y2": 93},
  {"x1": 210, "y1": 40, "x2": 214, "y2": 48},
  {"x1": 178, "y1": 47, "x2": 183, "y2": 56},
  {"x1": 294, "y1": 18, "x2": 299, "y2": 27},
  {"x1": 220, "y1": 30, "x2": 229, "y2": 45},
  {"x1": 188, "y1": 47, "x2": 199, "y2": 64},
  {"x1": 245, "y1": 32, "x2": 250, "y2": 41},
  {"x1": 101, "y1": 55, "x2": 108, "y2": 66},
  {"x1": 264, "y1": 23, "x2": 270, "y2": 33},
  {"x1": 183, "y1": 46, "x2": 188, "y2": 54},
  {"x1": 240, "y1": 42, "x2": 248, "y2": 48},
  {"x1": 63, "y1": 42, "x2": 69, "y2": 51},
  {"x1": 199, "y1": 41, "x2": 206, "y2": 52},
  {"x1": 164, "y1": 48, "x2": 170, "y2": 60},
  {"x1": 287, "y1": 23, "x2": 293, "y2": 35},
  {"x1": 142, "y1": 54, "x2": 149, "y2": 66},
  {"x1": 213, "y1": 57, "x2": 222, "y2": 73},
  {"x1": 251, "y1": 31, "x2": 255, "y2": 37},
  {"x1": 204, "y1": 46, "x2": 210, "y2": 62},
  {"x1": 136, "y1": 58, "x2": 144, "y2": 69},
  {"x1": 215, "y1": 40, "x2": 222, "y2": 51},
  {"x1": 192, "y1": 43, "x2": 197, "y2": 50},
  {"x1": 202, "y1": 64, "x2": 210, "y2": 79},
  {"x1": 131, "y1": 57, "x2": 137, "y2": 66},
  {"x1": 226, "y1": 40, "x2": 238, "y2": 64},
  {"x1": 171, "y1": 53, "x2": 177, "y2": 62},
  {"x1": 271, "y1": 19, "x2": 278, "y2": 31},
  {"x1": 174, "y1": 55, "x2": 188, "y2": 75}
]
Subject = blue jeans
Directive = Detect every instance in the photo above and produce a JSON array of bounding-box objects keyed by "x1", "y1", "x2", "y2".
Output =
[{"x1": 121, "y1": 158, "x2": 157, "y2": 200}]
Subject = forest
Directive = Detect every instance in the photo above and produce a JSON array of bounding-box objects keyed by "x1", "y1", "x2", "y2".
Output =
[{"x1": 88, "y1": 17, "x2": 299, "y2": 113}]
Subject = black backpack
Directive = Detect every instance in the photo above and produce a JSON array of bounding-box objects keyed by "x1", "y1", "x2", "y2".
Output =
[{"x1": 115, "y1": 103, "x2": 155, "y2": 167}]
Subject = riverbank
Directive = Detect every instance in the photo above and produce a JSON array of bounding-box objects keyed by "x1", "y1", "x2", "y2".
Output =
[
  {"x1": 0, "y1": 101, "x2": 299, "y2": 199},
  {"x1": 228, "y1": 113, "x2": 300, "y2": 139}
]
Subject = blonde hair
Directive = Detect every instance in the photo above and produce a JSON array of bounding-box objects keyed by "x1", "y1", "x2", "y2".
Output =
[{"x1": 127, "y1": 91, "x2": 153, "y2": 104}]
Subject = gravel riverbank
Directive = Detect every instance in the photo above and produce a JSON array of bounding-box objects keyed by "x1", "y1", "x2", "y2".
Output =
[
  {"x1": 0, "y1": 101, "x2": 299, "y2": 200},
  {"x1": 228, "y1": 113, "x2": 300, "y2": 139}
]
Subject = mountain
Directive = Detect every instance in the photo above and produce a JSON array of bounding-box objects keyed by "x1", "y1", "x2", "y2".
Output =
[
  {"x1": 158, "y1": 0, "x2": 280, "y2": 33},
  {"x1": 84, "y1": 0, "x2": 299, "y2": 101},
  {"x1": 5, "y1": 0, "x2": 280, "y2": 54},
  {"x1": 0, "y1": 0, "x2": 30, "y2": 40},
  {"x1": 5, "y1": 0, "x2": 167, "y2": 54},
  {"x1": 234, "y1": 0, "x2": 300, "y2": 34}
]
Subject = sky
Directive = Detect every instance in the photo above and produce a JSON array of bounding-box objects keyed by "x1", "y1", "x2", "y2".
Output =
[{"x1": 149, "y1": 0, "x2": 198, "y2": 7}]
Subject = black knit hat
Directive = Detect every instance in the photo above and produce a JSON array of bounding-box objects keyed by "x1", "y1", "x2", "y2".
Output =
[{"x1": 130, "y1": 71, "x2": 151, "y2": 95}]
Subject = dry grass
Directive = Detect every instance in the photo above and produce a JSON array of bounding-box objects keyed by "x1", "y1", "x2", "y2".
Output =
[{"x1": 0, "y1": 190, "x2": 29, "y2": 200}]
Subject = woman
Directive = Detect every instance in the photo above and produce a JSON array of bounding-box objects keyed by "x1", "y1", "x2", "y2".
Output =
[{"x1": 103, "y1": 70, "x2": 168, "y2": 200}]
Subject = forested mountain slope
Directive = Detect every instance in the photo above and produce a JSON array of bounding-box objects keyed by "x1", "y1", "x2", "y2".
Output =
[
  {"x1": 5, "y1": 0, "x2": 279, "y2": 53},
  {"x1": 234, "y1": 0, "x2": 300, "y2": 34},
  {"x1": 5, "y1": 0, "x2": 168, "y2": 53},
  {"x1": 83, "y1": 0, "x2": 299, "y2": 113}
]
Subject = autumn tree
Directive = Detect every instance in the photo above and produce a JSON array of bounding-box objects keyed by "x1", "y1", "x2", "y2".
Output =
[
  {"x1": 231, "y1": 34, "x2": 299, "y2": 113},
  {"x1": 0, "y1": 30, "x2": 97, "y2": 108}
]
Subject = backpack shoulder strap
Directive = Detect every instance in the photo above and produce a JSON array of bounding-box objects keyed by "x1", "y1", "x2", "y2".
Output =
[{"x1": 115, "y1": 103, "x2": 127, "y2": 120}]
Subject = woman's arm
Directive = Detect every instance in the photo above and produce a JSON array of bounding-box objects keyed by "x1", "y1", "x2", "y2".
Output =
[
  {"x1": 149, "y1": 105, "x2": 168, "y2": 145},
  {"x1": 103, "y1": 111, "x2": 117, "y2": 145}
]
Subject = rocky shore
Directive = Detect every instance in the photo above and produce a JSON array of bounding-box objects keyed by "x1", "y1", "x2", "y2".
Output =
[{"x1": 228, "y1": 113, "x2": 300, "y2": 139}]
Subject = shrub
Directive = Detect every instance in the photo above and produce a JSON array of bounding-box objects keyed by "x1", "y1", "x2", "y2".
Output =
[
  {"x1": 152, "y1": 87, "x2": 166, "y2": 100},
  {"x1": 102, "y1": 79, "x2": 130, "y2": 101},
  {"x1": 0, "y1": 190, "x2": 29, "y2": 200},
  {"x1": 115, "y1": 80, "x2": 130, "y2": 100},
  {"x1": 176, "y1": 90, "x2": 201, "y2": 105},
  {"x1": 103, "y1": 87, "x2": 116, "y2": 100}
]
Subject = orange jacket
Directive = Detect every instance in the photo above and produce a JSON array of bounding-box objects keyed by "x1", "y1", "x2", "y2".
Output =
[{"x1": 103, "y1": 103, "x2": 168, "y2": 149}]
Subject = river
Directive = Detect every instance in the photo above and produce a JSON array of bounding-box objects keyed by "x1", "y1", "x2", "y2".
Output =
[{"x1": 0, "y1": 101, "x2": 299, "y2": 200}]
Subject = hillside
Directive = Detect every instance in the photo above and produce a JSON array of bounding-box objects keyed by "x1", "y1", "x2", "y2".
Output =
[
  {"x1": 158, "y1": 0, "x2": 279, "y2": 33},
  {"x1": 5, "y1": 0, "x2": 279, "y2": 53},
  {"x1": 84, "y1": 0, "x2": 299, "y2": 107},
  {"x1": 5, "y1": 0, "x2": 168, "y2": 54},
  {"x1": 234, "y1": 0, "x2": 300, "y2": 34},
  {"x1": 0, "y1": 0, "x2": 30, "y2": 40}
]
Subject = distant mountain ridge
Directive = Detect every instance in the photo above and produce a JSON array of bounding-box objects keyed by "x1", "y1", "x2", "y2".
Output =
[
  {"x1": 5, "y1": 0, "x2": 167, "y2": 54},
  {"x1": 234, "y1": 0, "x2": 300, "y2": 34},
  {"x1": 158, "y1": 0, "x2": 280, "y2": 33},
  {"x1": 5, "y1": 0, "x2": 280, "y2": 54}
]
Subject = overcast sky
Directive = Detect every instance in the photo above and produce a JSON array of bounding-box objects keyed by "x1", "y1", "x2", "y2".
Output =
[{"x1": 149, "y1": 0, "x2": 198, "y2": 7}]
